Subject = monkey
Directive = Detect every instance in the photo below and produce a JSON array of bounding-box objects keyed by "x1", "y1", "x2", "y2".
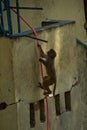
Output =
[{"x1": 38, "y1": 45, "x2": 56, "y2": 97}]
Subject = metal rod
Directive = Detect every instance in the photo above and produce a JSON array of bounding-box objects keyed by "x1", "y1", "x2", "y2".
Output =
[
  {"x1": 10, "y1": 6, "x2": 43, "y2": 10},
  {"x1": 8, "y1": 99, "x2": 21, "y2": 106},
  {"x1": 16, "y1": 0, "x2": 21, "y2": 32},
  {"x1": 76, "y1": 38, "x2": 87, "y2": 49},
  {"x1": 24, "y1": 35, "x2": 48, "y2": 43},
  {"x1": 0, "y1": 24, "x2": 5, "y2": 34}
]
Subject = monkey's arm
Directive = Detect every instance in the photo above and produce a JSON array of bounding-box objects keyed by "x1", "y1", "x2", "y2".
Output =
[
  {"x1": 39, "y1": 58, "x2": 47, "y2": 66},
  {"x1": 38, "y1": 45, "x2": 47, "y2": 58},
  {"x1": 40, "y1": 48, "x2": 48, "y2": 58}
]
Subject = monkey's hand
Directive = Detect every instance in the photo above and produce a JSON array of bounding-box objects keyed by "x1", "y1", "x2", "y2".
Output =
[
  {"x1": 39, "y1": 58, "x2": 47, "y2": 66},
  {"x1": 37, "y1": 44, "x2": 41, "y2": 48},
  {"x1": 38, "y1": 45, "x2": 47, "y2": 58},
  {"x1": 39, "y1": 58, "x2": 43, "y2": 62}
]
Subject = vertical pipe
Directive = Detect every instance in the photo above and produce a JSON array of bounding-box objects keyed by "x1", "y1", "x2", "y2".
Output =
[
  {"x1": 0, "y1": 1, "x2": 4, "y2": 28},
  {"x1": 0, "y1": 1, "x2": 5, "y2": 35},
  {"x1": 5, "y1": 0, "x2": 12, "y2": 34},
  {"x1": 16, "y1": 0, "x2": 21, "y2": 32}
]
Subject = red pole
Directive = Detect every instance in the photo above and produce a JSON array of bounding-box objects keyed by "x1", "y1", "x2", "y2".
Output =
[{"x1": 11, "y1": 8, "x2": 50, "y2": 130}]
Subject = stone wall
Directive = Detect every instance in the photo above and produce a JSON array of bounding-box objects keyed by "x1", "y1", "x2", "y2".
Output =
[{"x1": 0, "y1": 22, "x2": 87, "y2": 130}]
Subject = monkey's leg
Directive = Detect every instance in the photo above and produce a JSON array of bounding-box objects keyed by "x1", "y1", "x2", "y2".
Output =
[
  {"x1": 46, "y1": 87, "x2": 52, "y2": 94},
  {"x1": 43, "y1": 77, "x2": 52, "y2": 95},
  {"x1": 37, "y1": 82, "x2": 43, "y2": 89},
  {"x1": 43, "y1": 86, "x2": 52, "y2": 95},
  {"x1": 37, "y1": 82, "x2": 48, "y2": 93}
]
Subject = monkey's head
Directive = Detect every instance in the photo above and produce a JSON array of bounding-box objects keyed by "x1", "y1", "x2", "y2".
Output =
[{"x1": 47, "y1": 49, "x2": 56, "y2": 58}]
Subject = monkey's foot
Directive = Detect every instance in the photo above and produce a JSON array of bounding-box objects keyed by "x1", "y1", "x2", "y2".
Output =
[
  {"x1": 43, "y1": 91, "x2": 52, "y2": 96},
  {"x1": 37, "y1": 82, "x2": 45, "y2": 90},
  {"x1": 37, "y1": 82, "x2": 42, "y2": 88}
]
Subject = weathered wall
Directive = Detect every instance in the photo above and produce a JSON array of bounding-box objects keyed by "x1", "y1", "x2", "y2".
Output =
[
  {"x1": 13, "y1": 23, "x2": 83, "y2": 130},
  {"x1": 0, "y1": 0, "x2": 87, "y2": 129},
  {"x1": 0, "y1": 19, "x2": 87, "y2": 130},
  {"x1": 76, "y1": 43, "x2": 87, "y2": 130},
  {"x1": 0, "y1": 38, "x2": 18, "y2": 130},
  {"x1": 13, "y1": 23, "x2": 77, "y2": 102}
]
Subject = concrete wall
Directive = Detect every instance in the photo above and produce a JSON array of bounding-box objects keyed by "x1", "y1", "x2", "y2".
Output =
[
  {"x1": 0, "y1": 38, "x2": 18, "y2": 130},
  {"x1": 12, "y1": 23, "x2": 76, "y2": 101},
  {"x1": 0, "y1": 19, "x2": 87, "y2": 130},
  {"x1": 0, "y1": 20, "x2": 87, "y2": 130},
  {"x1": 12, "y1": 22, "x2": 86, "y2": 130},
  {"x1": 77, "y1": 42, "x2": 87, "y2": 130},
  {"x1": 0, "y1": 0, "x2": 87, "y2": 130}
]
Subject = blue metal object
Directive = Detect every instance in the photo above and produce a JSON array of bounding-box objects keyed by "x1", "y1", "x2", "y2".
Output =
[
  {"x1": 10, "y1": 20, "x2": 75, "y2": 38},
  {"x1": 0, "y1": 0, "x2": 43, "y2": 37},
  {"x1": 76, "y1": 38, "x2": 87, "y2": 48},
  {"x1": 4, "y1": 0, "x2": 12, "y2": 34},
  {"x1": 16, "y1": 0, "x2": 21, "y2": 33},
  {"x1": 0, "y1": 1, "x2": 4, "y2": 29},
  {"x1": 0, "y1": 24, "x2": 5, "y2": 35},
  {"x1": 0, "y1": 1, "x2": 75, "y2": 40}
]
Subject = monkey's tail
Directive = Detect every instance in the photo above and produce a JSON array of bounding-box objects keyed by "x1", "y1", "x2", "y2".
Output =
[{"x1": 53, "y1": 83, "x2": 56, "y2": 97}]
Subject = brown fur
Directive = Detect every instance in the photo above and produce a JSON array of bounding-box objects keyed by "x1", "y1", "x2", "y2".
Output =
[{"x1": 38, "y1": 46, "x2": 56, "y2": 96}]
